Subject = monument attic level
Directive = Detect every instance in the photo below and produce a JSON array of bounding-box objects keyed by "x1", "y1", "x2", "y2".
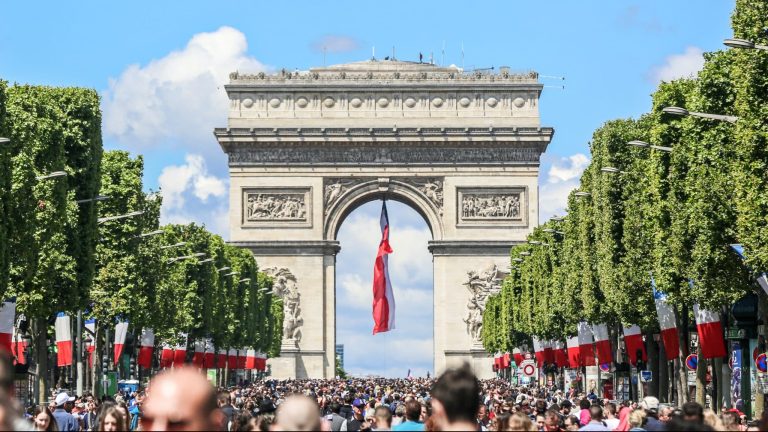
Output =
[{"x1": 215, "y1": 59, "x2": 553, "y2": 379}]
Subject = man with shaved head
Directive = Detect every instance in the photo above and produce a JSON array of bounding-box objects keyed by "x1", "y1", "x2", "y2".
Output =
[
  {"x1": 271, "y1": 395, "x2": 324, "y2": 431},
  {"x1": 140, "y1": 367, "x2": 224, "y2": 431}
]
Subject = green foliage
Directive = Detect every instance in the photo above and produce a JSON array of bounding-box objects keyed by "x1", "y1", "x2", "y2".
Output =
[{"x1": 0, "y1": 80, "x2": 9, "y2": 297}]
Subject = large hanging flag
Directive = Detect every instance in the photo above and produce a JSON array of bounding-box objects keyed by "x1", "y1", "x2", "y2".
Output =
[
  {"x1": 113, "y1": 321, "x2": 129, "y2": 365},
  {"x1": 138, "y1": 328, "x2": 155, "y2": 369},
  {"x1": 256, "y1": 352, "x2": 267, "y2": 371},
  {"x1": 552, "y1": 340, "x2": 569, "y2": 368},
  {"x1": 512, "y1": 348, "x2": 523, "y2": 365},
  {"x1": 694, "y1": 304, "x2": 727, "y2": 359},
  {"x1": 85, "y1": 319, "x2": 96, "y2": 367},
  {"x1": 622, "y1": 325, "x2": 646, "y2": 365},
  {"x1": 591, "y1": 323, "x2": 613, "y2": 364},
  {"x1": 217, "y1": 349, "x2": 228, "y2": 369},
  {"x1": 192, "y1": 340, "x2": 205, "y2": 366},
  {"x1": 55, "y1": 313, "x2": 73, "y2": 367},
  {"x1": 172, "y1": 334, "x2": 187, "y2": 367},
  {"x1": 203, "y1": 338, "x2": 215, "y2": 369},
  {"x1": 0, "y1": 299, "x2": 16, "y2": 353},
  {"x1": 238, "y1": 348, "x2": 247, "y2": 370},
  {"x1": 577, "y1": 322, "x2": 596, "y2": 366},
  {"x1": 652, "y1": 277, "x2": 679, "y2": 361},
  {"x1": 245, "y1": 349, "x2": 257, "y2": 370},
  {"x1": 566, "y1": 336, "x2": 581, "y2": 367},
  {"x1": 227, "y1": 348, "x2": 238, "y2": 370},
  {"x1": 372, "y1": 201, "x2": 396, "y2": 334},
  {"x1": 730, "y1": 244, "x2": 768, "y2": 295},
  {"x1": 533, "y1": 338, "x2": 547, "y2": 367},
  {"x1": 160, "y1": 342, "x2": 174, "y2": 368},
  {"x1": 11, "y1": 328, "x2": 27, "y2": 365}
]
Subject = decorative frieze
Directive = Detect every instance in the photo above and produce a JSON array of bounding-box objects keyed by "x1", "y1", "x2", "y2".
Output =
[
  {"x1": 457, "y1": 187, "x2": 526, "y2": 226},
  {"x1": 242, "y1": 188, "x2": 311, "y2": 227}
]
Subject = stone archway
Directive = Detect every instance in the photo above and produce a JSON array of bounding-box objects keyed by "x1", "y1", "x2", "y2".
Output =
[{"x1": 217, "y1": 60, "x2": 553, "y2": 378}]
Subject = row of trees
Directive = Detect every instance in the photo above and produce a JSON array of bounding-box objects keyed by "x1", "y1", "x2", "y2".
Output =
[
  {"x1": 482, "y1": 0, "x2": 767, "y2": 409},
  {"x1": 0, "y1": 82, "x2": 282, "y2": 397}
]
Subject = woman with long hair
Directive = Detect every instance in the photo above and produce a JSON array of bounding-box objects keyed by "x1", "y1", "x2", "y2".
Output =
[
  {"x1": 98, "y1": 404, "x2": 127, "y2": 432},
  {"x1": 33, "y1": 406, "x2": 58, "y2": 432}
]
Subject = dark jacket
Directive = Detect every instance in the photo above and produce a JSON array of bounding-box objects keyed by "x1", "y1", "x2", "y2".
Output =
[{"x1": 221, "y1": 404, "x2": 238, "y2": 431}]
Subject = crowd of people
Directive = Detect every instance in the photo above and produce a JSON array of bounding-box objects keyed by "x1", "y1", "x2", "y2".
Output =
[{"x1": 2, "y1": 350, "x2": 768, "y2": 431}]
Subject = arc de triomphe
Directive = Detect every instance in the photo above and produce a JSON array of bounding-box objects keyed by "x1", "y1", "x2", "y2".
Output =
[{"x1": 215, "y1": 60, "x2": 553, "y2": 379}]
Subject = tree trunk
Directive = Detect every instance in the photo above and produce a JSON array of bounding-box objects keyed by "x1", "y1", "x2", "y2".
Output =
[
  {"x1": 658, "y1": 340, "x2": 669, "y2": 403},
  {"x1": 714, "y1": 356, "x2": 725, "y2": 412},
  {"x1": 34, "y1": 317, "x2": 48, "y2": 405},
  {"x1": 647, "y1": 336, "x2": 660, "y2": 397},
  {"x1": 678, "y1": 307, "x2": 691, "y2": 405},
  {"x1": 695, "y1": 345, "x2": 707, "y2": 405}
]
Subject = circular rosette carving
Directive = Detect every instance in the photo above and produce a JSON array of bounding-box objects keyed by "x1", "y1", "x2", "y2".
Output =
[
  {"x1": 404, "y1": 97, "x2": 417, "y2": 108},
  {"x1": 458, "y1": 97, "x2": 471, "y2": 108},
  {"x1": 269, "y1": 98, "x2": 281, "y2": 108},
  {"x1": 486, "y1": 97, "x2": 498, "y2": 108},
  {"x1": 350, "y1": 97, "x2": 363, "y2": 108},
  {"x1": 323, "y1": 97, "x2": 336, "y2": 108},
  {"x1": 513, "y1": 97, "x2": 526, "y2": 108},
  {"x1": 241, "y1": 98, "x2": 254, "y2": 108},
  {"x1": 377, "y1": 97, "x2": 390, "y2": 108},
  {"x1": 295, "y1": 97, "x2": 309, "y2": 108},
  {"x1": 431, "y1": 97, "x2": 444, "y2": 108}
]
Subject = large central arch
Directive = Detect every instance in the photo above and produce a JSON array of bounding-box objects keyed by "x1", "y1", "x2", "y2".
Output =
[{"x1": 217, "y1": 60, "x2": 553, "y2": 378}]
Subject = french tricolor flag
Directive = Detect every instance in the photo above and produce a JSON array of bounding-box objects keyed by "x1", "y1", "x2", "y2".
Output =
[
  {"x1": 653, "y1": 279, "x2": 679, "y2": 361},
  {"x1": 113, "y1": 321, "x2": 129, "y2": 365},
  {"x1": 566, "y1": 336, "x2": 581, "y2": 367},
  {"x1": 591, "y1": 323, "x2": 613, "y2": 364},
  {"x1": 552, "y1": 340, "x2": 569, "y2": 368},
  {"x1": 85, "y1": 319, "x2": 96, "y2": 367},
  {"x1": 0, "y1": 299, "x2": 16, "y2": 353},
  {"x1": 372, "y1": 201, "x2": 396, "y2": 334},
  {"x1": 577, "y1": 322, "x2": 596, "y2": 366},
  {"x1": 533, "y1": 338, "x2": 547, "y2": 367},
  {"x1": 731, "y1": 244, "x2": 768, "y2": 296},
  {"x1": 245, "y1": 349, "x2": 257, "y2": 370},
  {"x1": 622, "y1": 325, "x2": 646, "y2": 366},
  {"x1": 512, "y1": 348, "x2": 523, "y2": 365},
  {"x1": 204, "y1": 339, "x2": 215, "y2": 369},
  {"x1": 11, "y1": 329, "x2": 27, "y2": 365},
  {"x1": 694, "y1": 304, "x2": 727, "y2": 359},
  {"x1": 217, "y1": 349, "x2": 227, "y2": 369},
  {"x1": 192, "y1": 340, "x2": 205, "y2": 367},
  {"x1": 256, "y1": 352, "x2": 267, "y2": 371},
  {"x1": 160, "y1": 342, "x2": 174, "y2": 368},
  {"x1": 238, "y1": 349, "x2": 247, "y2": 369},
  {"x1": 172, "y1": 334, "x2": 187, "y2": 367},
  {"x1": 138, "y1": 328, "x2": 154, "y2": 369},
  {"x1": 55, "y1": 313, "x2": 73, "y2": 367},
  {"x1": 228, "y1": 348, "x2": 238, "y2": 369}
]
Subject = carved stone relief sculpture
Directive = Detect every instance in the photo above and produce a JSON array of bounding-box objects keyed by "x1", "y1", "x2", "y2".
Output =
[
  {"x1": 244, "y1": 190, "x2": 308, "y2": 222},
  {"x1": 263, "y1": 267, "x2": 303, "y2": 345},
  {"x1": 463, "y1": 264, "x2": 508, "y2": 343},
  {"x1": 458, "y1": 188, "x2": 524, "y2": 223},
  {"x1": 402, "y1": 177, "x2": 444, "y2": 215},
  {"x1": 323, "y1": 178, "x2": 372, "y2": 215}
]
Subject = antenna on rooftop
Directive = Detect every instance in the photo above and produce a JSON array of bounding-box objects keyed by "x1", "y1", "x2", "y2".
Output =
[
  {"x1": 441, "y1": 40, "x2": 445, "y2": 66},
  {"x1": 323, "y1": 46, "x2": 327, "y2": 66},
  {"x1": 540, "y1": 75, "x2": 566, "y2": 80},
  {"x1": 372, "y1": 46, "x2": 376, "y2": 60}
]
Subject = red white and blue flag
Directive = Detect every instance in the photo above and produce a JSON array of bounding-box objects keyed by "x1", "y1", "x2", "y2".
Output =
[
  {"x1": 694, "y1": 303, "x2": 727, "y2": 359},
  {"x1": 591, "y1": 323, "x2": 613, "y2": 364},
  {"x1": 622, "y1": 325, "x2": 646, "y2": 365},
  {"x1": 0, "y1": 299, "x2": 16, "y2": 353},
  {"x1": 204, "y1": 338, "x2": 215, "y2": 369},
  {"x1": 113, "y1": 321, "x2": 129, "y2": 365},
  {"x1": 372, "y1": 201, "x2": 396, "y2": 334},
  {"x1": 172, "y1": 334, "x2": 187, "y2": 367},
  {"x1": 138, "y1": 328, "x2": 154, "y2": 369},
  {"x1": 55, "y1": 313, "x2": 73, "y2": 367},
  {"x1": 192, "y1": 340, "x2": 205, "y2": 366},
  {"x1": 577, "y1": 321, "x2": 596, "y2": 366},
  {"x1": 652, "y1": 277, "x2": 679, "y2": 361}
]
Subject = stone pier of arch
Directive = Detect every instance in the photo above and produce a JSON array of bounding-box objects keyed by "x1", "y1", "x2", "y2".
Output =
[{"x1": 215, "y1": 60, "x2": 553, "y2": 379}]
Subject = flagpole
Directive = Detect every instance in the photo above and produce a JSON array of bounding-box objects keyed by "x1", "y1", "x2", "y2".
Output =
[{"x1": 76, "y1": 310, "x2": 83, "y2": 396}]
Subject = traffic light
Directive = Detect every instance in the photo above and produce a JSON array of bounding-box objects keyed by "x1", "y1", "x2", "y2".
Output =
[
  {"x1": 636, "y1": 350, "x2": 646, "y2": 371},
  {"x1": 102, "y1": 355, "x2": 109, "y2": 373}
]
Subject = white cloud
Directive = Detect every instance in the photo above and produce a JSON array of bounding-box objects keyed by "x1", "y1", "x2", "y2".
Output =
[
  {"x1": 102, "y1": 26, "x2": 266, "y2": 160},
  {"x1": 539, "y1": 153, "x2": 590, "y2": 222},
  {"x1": 649, "y1": 46, "x2": 705, "y2": 84},
  {"x1": 311, "y1": 35, "x2": 362, "y2": 53}
]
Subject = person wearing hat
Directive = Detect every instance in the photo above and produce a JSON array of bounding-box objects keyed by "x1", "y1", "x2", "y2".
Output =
[
  {"x1": 640, "y1": 396, "x2": 664, "y2": 431},
  {"x1": 347, "y1": 399, "x2": 372, "y2": 431},
  {"x1": 52, "y1": 392, "x2": 79, "y2": 431}
]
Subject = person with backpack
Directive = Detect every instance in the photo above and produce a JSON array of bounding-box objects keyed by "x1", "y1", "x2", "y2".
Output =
[{"x1": 330, "y1": 402, "x2": 349, "y2": 432}]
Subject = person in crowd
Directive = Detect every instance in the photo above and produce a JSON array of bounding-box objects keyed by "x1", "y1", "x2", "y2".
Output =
[
  {"x1": 577, "y1": 405, "x2": 609, "y2": 431},
  {"x1": 702, "y1": 409, "x2": 725, "y2": 431},
  {"x1": 638, "y1": 397, "x2": 663, "y2": 431},
  {"x1": 577, "y1": 399, "x2": 591, "y2": 426},
  {"x1": 219, "y1": 390, "x2": 239, "y2": 431},
  {"x1": 602, "y1": 402, "x2": 619, "y2": 430},
  {"x1": 506, "y1": 412, "x2": 537, "y2": 431},
  {"x1": 543, "y1": 408, "x2": 562, "y2": 431},
  {"x1": 52, "y1": 392, "x2": 78, "y2": 431},
  {"x1": 330, "y1": 401, "x2": 348, "y2": 431},
  {"x1": 563, "y1": 414, "x2": 581, "y2": 431},
  {"x1": 430, "y1": 365, "x2": 480, "y2": 431},
  {"x1": 628, "y1": 409, "x2": 646, "y2": 432},
  {"x1": 140, "y1": 367, "x2": 224, "y2": 431},
  {"x1": 98, "y1": 405, "x2": 126, "y2": 432},
  {"x1": 271, "y1": 395, "x2": 322, "y2": 431},
  {"x1": 372, "y1": 405, "x2": 393, "y2": 431},
  {"x1": 657, "y1": 405, "x2": 673, "y2": 424},
  {"x1": 347, "y1": 399, "x2": 371, "y2": 431},
  {"x1": 33, "y1": 406, "x2": 58, "y2": 432},
  {"x1": 682, "y1": 402, "x2": 705, "y2": 425},
  {"x1": 392, "y1": 399, "x2": 424, "y2": 431}
]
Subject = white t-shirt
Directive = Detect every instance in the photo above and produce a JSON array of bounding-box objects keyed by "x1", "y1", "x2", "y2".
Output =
[{"x1": 604, "y1": 418, "x2": 620, "y2": 430}]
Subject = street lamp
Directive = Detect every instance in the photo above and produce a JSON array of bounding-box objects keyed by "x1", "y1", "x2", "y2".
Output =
[
  {"x1": 627, "y1": 140, "x2": 672, "y2": 153},
  {"x1": 160, "y1": 242, "x2": 187, "y2": 250},
  {"x1": 75, "y1": 195, "x2": 110, "y2": 204},
  {"x1": 0, "y1": 137, "x2": 10, "y2": 145},
  {"x1": 168, "y1": 252, "x2": 206, "y2": 263},
  {"x1": 512, "y1": 258, "x2": 523, "y2": 263},
  {"x1": 555, "y1": 231, "x2": 565, "y2": 235},
  {"x1": 239, "y1": 278, "x2": 251, "y2": 283},
  {"x1": 98, "y1": 210, "x2": 144, "y2": 224},
  {"x1": 724, "y1": 38, "x2": 768, "y2": 51},
  {"x1": 137, "y1": 230, "x2": 164, "y2": 238},
  {"x1": 550, "y1": 216, "x2": 565, "y2": 222},
  {"x1": 259, "y1": 288, "x2": 269, "y2": 292},
  {"x1": 36, "y1": 171, "x2": 68, "y2": 181},
  {"x1": 217, "y1": 267, "x2": 231, "y2": 272},
  {"x1": 662, "y1": 106, "x2": 738, "y2": 123},
  {"x1": 519, "y1": 251, "x2": 531, "y2": 256},
  {"x1": 543, "y1": 228, "x2": 556, "y2": 233},
  {"x1": 574, "y1": 191, "x2": 591, "y2": 197},
  {"x1": 600, "y1": 166, "x2": 626, "y2": 175},
  {"x1": 528, "y1": 240, "x2": 541, "y2": 245},
  {"x1": 224, "y1": 271, "x2": 240, "y2": 277},
  {"x1": 197, "y1": 258, "x2": 214, "y2": 264}
]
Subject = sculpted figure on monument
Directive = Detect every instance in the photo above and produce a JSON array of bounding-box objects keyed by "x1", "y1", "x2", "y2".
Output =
[
  {"x1": 463, "y1": 264, "x2": 508, "y2": 342},
  {"x1": 462, "y1": 193, "x2": 521, "y2": 219},
  {"x1": 403, "y1": 178, "x2": 444, "y2": 214},
  {"x1": 246, "y1": 193, "x2": 307, "y2": 221},
  {"x1": 264, "y1": 267, "x2": 303, "y2": 343}
]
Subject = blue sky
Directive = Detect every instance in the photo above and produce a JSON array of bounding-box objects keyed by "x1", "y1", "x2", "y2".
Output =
[{"x1": 2, "y1": 1, "x2": 735, "y2": 376}]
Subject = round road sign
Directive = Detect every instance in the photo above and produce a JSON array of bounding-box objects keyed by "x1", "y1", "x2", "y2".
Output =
[
  {"x1": 756, "y1": 353, "x2": 767, "y2": 373},
  {"x1": 599, "y1": 363, "x2": 611, "y2": 373},
  {"x1": 522, "y1": 363, "x2": 536, "y2": 377},
  {"x1": 685, "y1": 354, "x2": 698, "y2": 371}
]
